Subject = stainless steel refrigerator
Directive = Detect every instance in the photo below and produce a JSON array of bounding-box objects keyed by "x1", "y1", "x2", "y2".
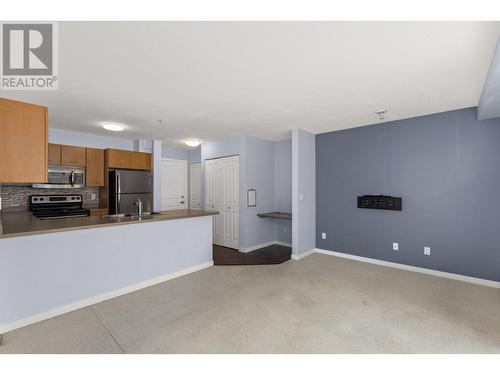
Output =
[{"x1": 109, "y1": 169, "x2": 153, "y2": 214}]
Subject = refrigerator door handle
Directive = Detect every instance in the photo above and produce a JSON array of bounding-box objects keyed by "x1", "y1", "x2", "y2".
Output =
[
  {"x1": 116, "y1": 173, "x2": 121, "y2": 213},
  {"x1": 116, "y1": 173, "x2": 121, "y2": 194}
]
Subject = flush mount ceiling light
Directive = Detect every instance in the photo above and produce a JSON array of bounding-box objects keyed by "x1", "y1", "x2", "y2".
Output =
[
  {"x1": 183, "y1": 138, "x2": 202, "y2": 147},
  {"x1": 102, "y1": 122, "x2": 125, "y2": 132},
  {"x1": 375, "y1": 109, "x2": 388, "y2": 120}
]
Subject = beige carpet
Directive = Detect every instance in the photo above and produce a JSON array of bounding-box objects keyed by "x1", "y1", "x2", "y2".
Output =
[{"x1": 1, "y1": 253, "x2": 500, "y2": 353}]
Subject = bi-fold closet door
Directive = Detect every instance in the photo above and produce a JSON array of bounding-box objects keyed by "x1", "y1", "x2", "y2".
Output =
[{"x1": 205, "y1": 155, "x2": 239, "y2": 249}]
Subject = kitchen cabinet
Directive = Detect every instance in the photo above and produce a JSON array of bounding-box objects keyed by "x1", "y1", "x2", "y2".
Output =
[
  {"x1": 107, "y1": 149, "x2": 131, "y2": 169},
  {"x1": 61, "y1": 145, "x2": 86, "y2": 166},
  {"x1": 48, "y1": 143, "x2": 61, "y2": 165},
  {"x1": 107, "y1": 149, "x2": 151, "y2": 170},
  {"x1": 0, "y1": 98, "x2": 48, "y2": 183},
  {"x1": 89, "y1": 208, "x2": 108, "y2": 217},
  {"x1": 86, "y1": 148, "x2": 105, "y2": 186},
  {"x1": 131, "y1": 151, "x2": 151, "y2": 170}
]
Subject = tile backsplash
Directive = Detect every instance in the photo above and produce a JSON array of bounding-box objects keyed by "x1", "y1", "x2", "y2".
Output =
[{"x1": 0, "y1": 185, "x2": 99, "y2": 209}]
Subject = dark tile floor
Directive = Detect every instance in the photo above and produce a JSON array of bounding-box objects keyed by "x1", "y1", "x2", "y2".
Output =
[{"x1": 213, "y1": 244, "x2": 291, "y2": 265}]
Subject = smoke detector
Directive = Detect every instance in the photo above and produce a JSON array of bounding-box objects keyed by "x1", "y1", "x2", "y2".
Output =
[{"x1": 375, "y1": 109, "x2": 388, "y2": 120}]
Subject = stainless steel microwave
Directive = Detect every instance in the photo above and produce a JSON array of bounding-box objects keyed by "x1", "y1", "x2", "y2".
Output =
[{"x1": 33, "y1": 165, "x2": 85, "y2": 189}]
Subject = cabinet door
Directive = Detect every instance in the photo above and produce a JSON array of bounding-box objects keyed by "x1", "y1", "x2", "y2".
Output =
[
  {"x1": 131, "y1": 151, "x2": 151, "y2": 170},
  {"x1": 61, "y1": 145, "x2": 86, "y2": 166},
  {"x1": 48, "y1": 144, "x2": 61, "y2": 165},
  {"x1": 86, "y1": 148, "x2": 104, "y2": 186},
  {"x1": 0, "y1": 98, "x2": 48, "y2": 183},
  {"x1": 90, "y1": 208, "x2": 108, "y2": 217},
  {"x1": 107, "y1": 149, "x2": 131, "y2": 168}
]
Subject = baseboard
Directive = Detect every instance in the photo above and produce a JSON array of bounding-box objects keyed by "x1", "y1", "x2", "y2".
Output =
[
  {"x1": 275, "y1": 241, "x2": 292, "y2": 248},
  {"x1": 291, "y1": 248, "x2": 315, "y2": 260},
  {"x1": 0, "y1": 261, "x2": 214, "y2": 335},
  {"x1": 239, "y1": 241, "x2": 292, "y2": 253},
  {"x1": 314, "y1": 249, "x2": 500, "y2": 289}
]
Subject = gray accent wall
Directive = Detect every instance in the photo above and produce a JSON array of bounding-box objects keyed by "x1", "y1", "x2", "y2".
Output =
[{"x1": 316, "y1": 107, "x2": 500, "y2": 282}]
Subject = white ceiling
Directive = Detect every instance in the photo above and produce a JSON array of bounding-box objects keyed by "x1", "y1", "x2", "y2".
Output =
[{"x1": 3, "y1": 21, "x2": 500, "y2": 148}]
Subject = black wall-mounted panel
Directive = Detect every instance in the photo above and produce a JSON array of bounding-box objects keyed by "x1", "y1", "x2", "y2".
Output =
[{"x1": 357, "y1": 195, "x2": 402, "y2": 211}]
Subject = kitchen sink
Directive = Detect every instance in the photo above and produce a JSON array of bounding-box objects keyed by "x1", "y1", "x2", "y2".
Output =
[{"x1": 103, "y1": 212, "x2": 163, "y2": 220}]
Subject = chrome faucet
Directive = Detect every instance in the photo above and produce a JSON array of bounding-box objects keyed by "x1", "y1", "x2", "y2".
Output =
[{"x1": 135, "y1": 198, "x2": 144, "y2": 216}]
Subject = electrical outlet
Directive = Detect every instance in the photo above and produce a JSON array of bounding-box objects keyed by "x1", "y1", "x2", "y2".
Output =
[
  {"x1": 321, "y1": 232, "x2": 326, "y2": 240},
  {"x1": 392, "y1": 242, "x2": 399, "y2": 251},
  {"x1": 91, "y1": 193, "x2": 96, "y2": 200},
  {"x1": 424, "y1": 246, "x2": 431, "y2": 256}
]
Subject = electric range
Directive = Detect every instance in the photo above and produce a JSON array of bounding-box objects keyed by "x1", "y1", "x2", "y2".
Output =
[{"x1": 29, "y1": 194, "x2": 90, "y2": 220}]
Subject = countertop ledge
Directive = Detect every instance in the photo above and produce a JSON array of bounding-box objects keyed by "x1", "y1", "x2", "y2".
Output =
[{"x1": 0, "y1": 209, "x2": 218, "y2": 239}]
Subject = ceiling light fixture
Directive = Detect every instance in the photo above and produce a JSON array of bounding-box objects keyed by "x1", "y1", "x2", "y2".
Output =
[
  {"x1": 375, "y1": 109, "x2": 388, "y2": 120},
  {"x1": 183, "y1": 138, "x2": 202, "y2": 147},
  {"x1": 102, "y1": 122, "x2": 125, "y2": 132}
]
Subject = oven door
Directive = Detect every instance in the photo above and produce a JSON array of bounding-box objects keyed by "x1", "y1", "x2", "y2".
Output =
[{"x1": 33, "y1": 166, "x2": 86, "y2": 188}]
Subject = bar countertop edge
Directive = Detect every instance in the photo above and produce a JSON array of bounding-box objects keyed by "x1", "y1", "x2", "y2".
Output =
[{"x1": 0, "y1": 209, "x2": 218, "y2": 239}]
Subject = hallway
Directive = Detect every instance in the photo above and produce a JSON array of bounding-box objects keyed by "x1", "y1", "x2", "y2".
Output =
[{"x1": 213, "y1": 244, "x2": 292, "y2": 265}]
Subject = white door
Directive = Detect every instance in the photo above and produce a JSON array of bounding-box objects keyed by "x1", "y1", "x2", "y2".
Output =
[
  {"x1": 161, "y1": 159, "x2": 187, "y2": 210},
  {"x1": 205, "y1": 156, "x2": 239, "y2": 249},
  {"x1": 189, "y1": 163, "x2": 201, "y2": 209},
  {"x1": 205, "y1": 159, "x2": 223, "y2": 246}
]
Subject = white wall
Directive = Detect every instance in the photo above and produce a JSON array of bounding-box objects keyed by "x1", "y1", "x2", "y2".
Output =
[
  {"x1": 0, "y1": 216, "x2": 213, "y2": 333},
  {"x1": 49, "y1": 128, "x2": 134, "y2": 150},
  {"x1": 242, "y1": 136, "x2": 276, "y2": 248},
  {"x1": 200, "y1": 136, "x2": 292, "y2": 250},
  {"x1": 274, "y1": 139, "x2": 292, "y2": 244},
  {"x1": 292, "y1": 129, "x2": 316, "y2": 256},
  {"x1": 152, "y1": 140, "x2": 162, "y2": 212}
]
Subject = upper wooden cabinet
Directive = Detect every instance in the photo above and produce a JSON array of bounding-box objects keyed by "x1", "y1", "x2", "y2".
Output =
[
  {"x1": 61, "y1": 145, "x2": 86, "y2": 166},
  {"x1": 86, "y1": 148, "x2": 105, "y2": 186},
  {"x1": 48, "y1": 143, "x2": 61, "y2": 165},
  {"x1": 131, "y1": 151, "x2": 152, "y2": 170},
  {"x1": 0, "y1": 98, "x2": 48, "y2": 183},
  {"x1": 107, "y1": 149, "x2": 131, "y2": 169},
  {"x1": 107, "y1": 149, "x2": 151, "y2": 170}
]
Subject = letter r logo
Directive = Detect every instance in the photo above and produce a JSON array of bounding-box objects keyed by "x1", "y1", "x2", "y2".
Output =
[{"x1": 2, "y1": 24, "x2": 53, "y2": 75}]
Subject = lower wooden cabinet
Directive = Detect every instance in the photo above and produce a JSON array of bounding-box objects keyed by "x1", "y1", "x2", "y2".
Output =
[
  {"x1": 89, "y1": 208, "x2": 108, "y2": 217},
  {"x1": 0, "y1": 98, "x2": 48, "y2": 183},
  {"x1": 86, "y1": 148, "x2": 105, "y2": 186}
]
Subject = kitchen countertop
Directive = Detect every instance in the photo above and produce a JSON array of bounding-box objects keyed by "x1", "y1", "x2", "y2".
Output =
[{"x1": 0, "y1": 209, "x2": 218, "y2": 239}]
